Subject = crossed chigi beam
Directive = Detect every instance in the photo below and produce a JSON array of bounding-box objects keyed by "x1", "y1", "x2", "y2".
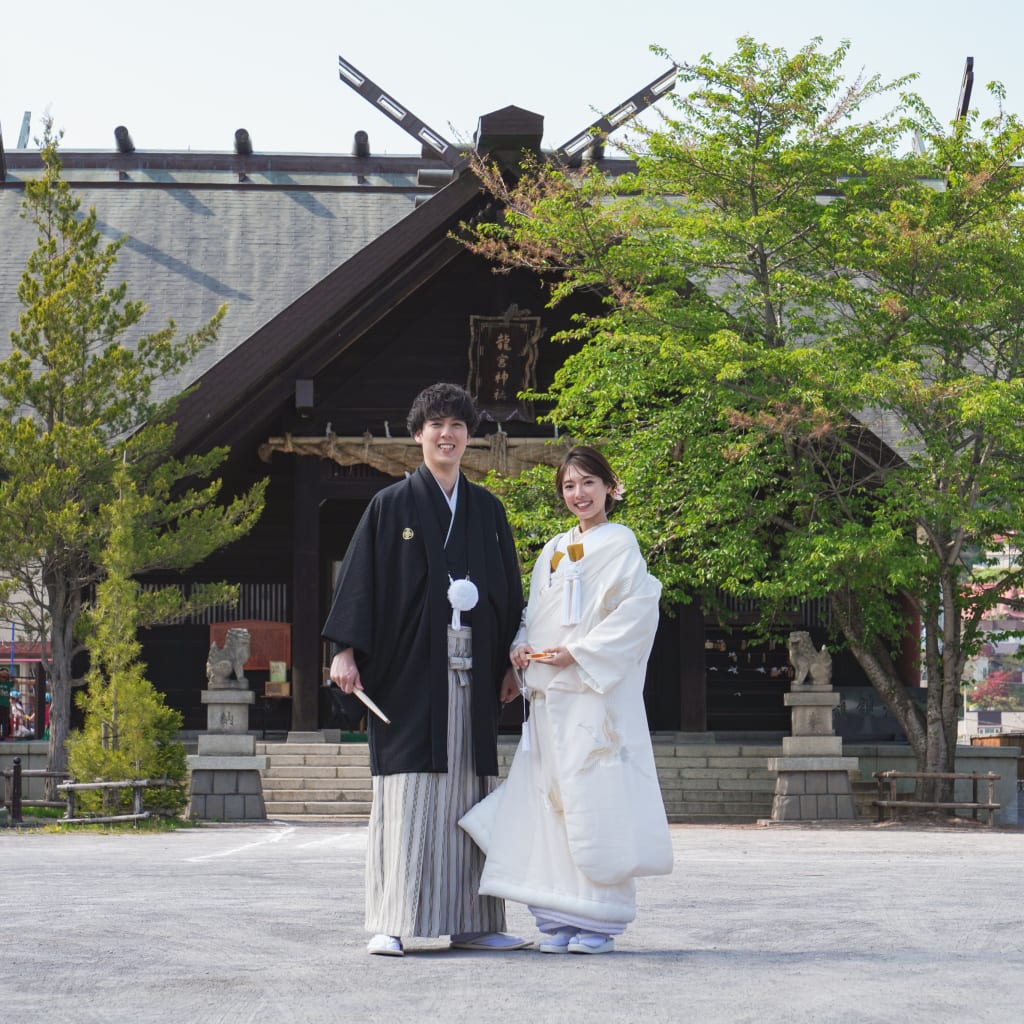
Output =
[{"x1": 336, "y1": 53, "x2": 676, "y2": 168}]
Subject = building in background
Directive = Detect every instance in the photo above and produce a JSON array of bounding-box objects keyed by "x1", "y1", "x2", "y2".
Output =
[{"x1": 1, "y1": 89, "x2": 879, "y2": 739}]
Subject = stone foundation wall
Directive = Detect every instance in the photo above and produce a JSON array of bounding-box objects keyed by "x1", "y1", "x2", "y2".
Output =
[
  {"x1": 187, "y1": 768, "x2": 266, "y2": 820},
  {"x1": 772, "y1": 769, "x2": 857, "y2": 820}
]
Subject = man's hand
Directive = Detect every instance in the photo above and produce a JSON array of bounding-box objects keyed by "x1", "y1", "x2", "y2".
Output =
[
  {"x1": 329, "y1": 648, "x2": 362, "y2": 694},
  {"x1": 499, "y1": 666, "x2": 520, "y2": 704}
]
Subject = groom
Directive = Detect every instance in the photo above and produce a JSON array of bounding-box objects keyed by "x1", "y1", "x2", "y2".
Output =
[{"x1": 323, "y1": 382, "x2": 526, "y2": 956}]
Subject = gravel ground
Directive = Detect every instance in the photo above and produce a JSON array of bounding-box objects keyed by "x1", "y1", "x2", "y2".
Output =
[{"x1": 2, "y1": 818, "x2": 1022, "y2": 1024}]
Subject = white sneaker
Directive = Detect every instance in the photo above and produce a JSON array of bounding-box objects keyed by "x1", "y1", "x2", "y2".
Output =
[
  {"x1": 567, "y1": 932, "x2": 614, "y2": 955},
  {"x1": 367, "y1": 933, "x2": 403, "y2": 957}
]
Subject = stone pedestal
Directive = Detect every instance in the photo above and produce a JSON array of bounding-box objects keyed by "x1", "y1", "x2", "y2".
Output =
[
  {"x1": 186, "y1": 757, "x2": 267, "y2": 820},
  {"x1": 200, "y1": 689, "x2": 257, "y2": 745},
  {"x1": 187, "y1": 629, "x2": 268, "y2": 821},
  {"x1": 768, "y1": 685, "x2": 858, "y2": 821}
]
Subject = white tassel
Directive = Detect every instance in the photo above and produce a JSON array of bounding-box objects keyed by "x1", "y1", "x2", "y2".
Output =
[
  {"x1": 448, "y1": 577, "x2": 479, "y2": 630},
  {"x1": 561, "y1": 565, "x2": 582, "y2": 625},
  {"x1": 516, "y1": 667, "x2": 531, "y2": 751}
]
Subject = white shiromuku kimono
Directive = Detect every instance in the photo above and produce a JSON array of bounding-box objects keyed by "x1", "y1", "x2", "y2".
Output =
[{"x1": 459, "y1": 521, "x2": 673, "y2": 932}]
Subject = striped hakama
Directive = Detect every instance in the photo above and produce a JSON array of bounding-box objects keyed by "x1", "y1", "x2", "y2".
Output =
[{"x1": 364, "y1": 625, "x2": 506, "y2": 937}]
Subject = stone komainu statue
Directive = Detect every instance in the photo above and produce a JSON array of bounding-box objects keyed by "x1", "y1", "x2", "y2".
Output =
[
  {"x1": 206, "y1": 627, "x2": 252, "y2": 688},
  {"x1": 787, "y1": 630, "x2": 832, "y2": 688}
]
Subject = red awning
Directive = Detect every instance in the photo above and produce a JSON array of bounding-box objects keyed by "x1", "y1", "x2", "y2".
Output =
[{"x1": 0, "y1": 641, "x2": 50, "y2": 663}]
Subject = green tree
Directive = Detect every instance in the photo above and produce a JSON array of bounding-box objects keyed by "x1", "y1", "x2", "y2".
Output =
[
  {"x1": 485, "y1": 464, "x2": 567, "y2": 589},
  {"x1": 462, "y1": 37, "x2": 1024, "y2": 800},
  {"x1": 0, "y1": 120, "x2": 266, "y2": 789},
  {"x1": 67, "y1": 463, "x2": 191, "y2": 817}
]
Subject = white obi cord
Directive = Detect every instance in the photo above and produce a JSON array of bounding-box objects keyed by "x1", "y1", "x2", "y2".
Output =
[
  {"x1": 557, "y1": 529, "x2": 585, "y2": 626},
  {"x1": 561, "y1": 562, "x2": 582, "y2": 626}
]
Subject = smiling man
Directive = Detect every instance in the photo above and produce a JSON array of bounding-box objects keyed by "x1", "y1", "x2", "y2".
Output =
[{"x1": 323, "y1": 382, "x2": 527, "y2": 956}]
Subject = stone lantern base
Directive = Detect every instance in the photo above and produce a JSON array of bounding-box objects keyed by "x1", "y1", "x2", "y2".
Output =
[{"x1": 767, "y1": 686, "x2": 858, "y2": 822}]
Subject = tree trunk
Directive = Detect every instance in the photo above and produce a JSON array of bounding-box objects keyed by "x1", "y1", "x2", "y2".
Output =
[
  {"x1": 46, "y1": 676, "x2": 70, "y2": 800},
  {"x1": 834, "y1": 591, "x2": 966, "y2": 806},
  {"x1": 831, "y1": 592, "x2": 928, "y2": 760},
  {"x1": 917, "y1": 574, "x2": 969, "y2": 803},
  {"x1": 43, "y1": 578, "x2": 80, "y2": 800}
]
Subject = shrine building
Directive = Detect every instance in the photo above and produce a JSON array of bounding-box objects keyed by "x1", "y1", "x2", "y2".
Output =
[{"x1": 0, "y1": 62, "x2": 892, "y2": 744}]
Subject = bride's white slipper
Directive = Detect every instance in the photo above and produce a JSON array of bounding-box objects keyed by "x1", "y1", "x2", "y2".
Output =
[
  {"x1": 567, "y1": 932, "x2": 614, "y2": 955},
  {"x1": 538, "y1": 928, "x2": 576, "y2": 954}
]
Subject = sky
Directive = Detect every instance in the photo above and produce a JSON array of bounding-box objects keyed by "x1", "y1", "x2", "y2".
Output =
[{"x1": 2, "y1": 1, "x2": 1024, "y2": 157}]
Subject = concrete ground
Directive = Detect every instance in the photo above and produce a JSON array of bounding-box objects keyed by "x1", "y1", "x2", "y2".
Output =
[{"x1": 2, "y1": 819, "x2": 1022, "y2": 1024}]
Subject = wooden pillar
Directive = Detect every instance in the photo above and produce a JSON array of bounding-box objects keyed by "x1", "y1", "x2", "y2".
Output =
[
  {"x1": 291, "y1": 457, "x2": 321, "y2": 731},
  {"x1": 678, "y1": 602, "x2": 707, "y2": 732}
]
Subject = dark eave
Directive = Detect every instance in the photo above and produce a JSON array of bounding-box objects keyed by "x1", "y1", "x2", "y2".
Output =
[{"x1": 0, "y1": 148, "x2": 447, "y2": 177}]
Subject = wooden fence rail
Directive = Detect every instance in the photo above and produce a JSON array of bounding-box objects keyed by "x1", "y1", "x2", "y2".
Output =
[
  {"x1": 2, "y1": 759, "x2": 178, "y2": 825},
  {"x1": 1, "y1": 760, "x2": 71, "y2": 822},
  {"x1": 57, "y1": 778, "x2": 177, "y2": 825},
  {"x1": 873, "y1": 770, "x2": 1001, "y2": 826},
  {"x1": 1, "y1": 767, "x2": 70, "y2": 811}
]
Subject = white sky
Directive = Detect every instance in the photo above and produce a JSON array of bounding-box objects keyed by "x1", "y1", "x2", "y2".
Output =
[{"x1": 2, "y1": 0, "x2": 1023, "y2": 156}]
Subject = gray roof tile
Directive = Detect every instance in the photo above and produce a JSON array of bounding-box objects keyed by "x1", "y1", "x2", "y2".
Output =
[{"x1": 0, "y1": 182, "x2": 417, "y2": 403}]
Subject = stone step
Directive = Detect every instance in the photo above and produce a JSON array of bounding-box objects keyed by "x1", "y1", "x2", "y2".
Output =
[
  {"x1": 259, "y1": 740, "x2": 372, "y2": 820},
  {"x1": 262, "y1": 773, "x2": 372, "y2": 789},
  {"x1": 263, "y1": 764, "x2": 371, "y2": 779},
  {"x1": 262, "y1": 780, "x2": 372, "y2": 797},
  {"x1": 264, "y1": 791, "x2": 369, "y2": 805},
  {"x1": 257, "y1": 744, "x2": 369, "y2": 759},
  {"x1": 259, "y1": 751, "x2": 369, "y2": 764},
  {"x1": 266, "y1": 814, "x2": 370, "y2": 823},
  {"x1": 265, "y1": 799, "x2": 373, "y2": 816},
  {"x1": 263, "y1": 788, "x2": 373, "y2": 802}
]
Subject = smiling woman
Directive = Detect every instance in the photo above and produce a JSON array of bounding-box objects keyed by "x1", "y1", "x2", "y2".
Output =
[
  {"x1": 460, "y1": 444, "x2": 672, "y2": 955},
  {"x1": 555, "y1": 446, "x2": 624, "y2": 534}
]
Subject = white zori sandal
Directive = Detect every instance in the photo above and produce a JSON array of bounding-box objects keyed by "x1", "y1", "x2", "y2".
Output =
[{"x1": 367, "y1": 933, "x2": 404, "y2": 957}]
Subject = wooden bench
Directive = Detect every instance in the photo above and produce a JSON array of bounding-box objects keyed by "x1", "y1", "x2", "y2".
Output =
[{"x1": 873, "y1": 770, "x2": 1001, "y2": 827}]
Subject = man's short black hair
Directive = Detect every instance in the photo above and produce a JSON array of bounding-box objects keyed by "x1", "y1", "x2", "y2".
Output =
[{"x1": 406, "y1": 382, "x2": 480, "y2": 436}]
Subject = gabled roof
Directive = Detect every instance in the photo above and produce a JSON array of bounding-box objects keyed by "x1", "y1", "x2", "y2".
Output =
[{"x1": 0, "y1": 106, "x2": 636, "y2": 456}]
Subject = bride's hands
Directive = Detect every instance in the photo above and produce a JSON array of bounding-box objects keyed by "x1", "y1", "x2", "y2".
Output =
[
  {"x1": 511, "y1": 644, "x2": 533, "y2": 669},
  {"x1": 537, "y1": 646, "x2": 575, "y2": 668},
  {"x1": 512, "y1": 645, "x2": 575, "y2": 669}
]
